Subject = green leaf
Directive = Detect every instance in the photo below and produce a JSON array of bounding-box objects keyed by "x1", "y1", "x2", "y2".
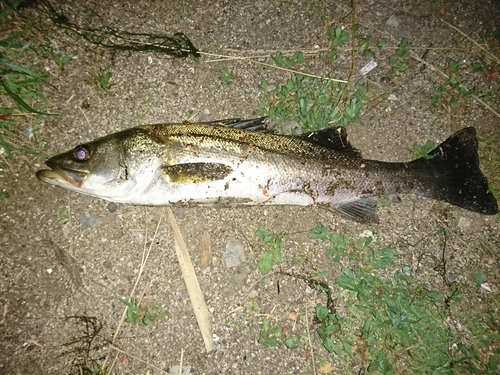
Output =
[
  {"x1": 0, "y1": 54, "x2": 46, "y2": 81},
  {"x1": 425, "y1": 289, "x2": 443, "y2": 302},
  {"x1": 448, "y1": 59, "x2": 460, "y2": 72},
  {"x1": 396, "y1": 38, "x2": 410, "y2": 58},
  {"x1": 321, "y1": 337, "x2": 342, "y2": 354},
  {"x1": 323, "y1": 337, "x2": 336, "y2": 353},
  {"x1": 1, "y1": 80, "x2": 53, "y2": 115},
  {"x1": 257, "y1": 251, "x2": 274, "y2": 275},
  {"x1": 309, "y1": 222, "x2": 330, "y2": 241},
  {"x1": 254, "y1": 227, "x2": 273, "y2": 242},
  {"x1": 356, "y1": 236, "x2": 372, "y2": 249},
  {"x1": 369, "y1": 247, "x2": 398, "y2": 268},
  {"x1": 335, "y1": 274, "x2": 358, "y2": 291},
  {"x1": 412, "y1": 140, "x2": 436, "y2": 160},
  {"x1": 488, "y1": 354, "x2": 500, "y2": 370},
  {"x1": 315, "y1": 303, "x2": 329, "y2": 321},
  {"x1": 378, "y1": 38, "x2": 388, "y2": 47},
  {"x1": 475, "y1": 272, "x2": 486, "y2": 285},
  {"x1": 259, "y1": 336, "x2": 280, "y2": 347},
  {"x1": 323, "y1": 323, "x2": 341, "y2": 336},
  {"x1": 363, "y1": 317, "x2": 373, "y2": 332},
  {"x1": 283, "y1": 335, "x2": 300, "y2": 349},
  {"x1": 367, "y1": 361, "x2": 379, "y2": 372}
]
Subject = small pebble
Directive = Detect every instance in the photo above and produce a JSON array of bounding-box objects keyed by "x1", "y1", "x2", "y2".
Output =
[
  {"x1": 446, "y1": 273, "x2": 457, "y2": 282},
  {"x1": 233, "y1": 264, "x2": 249, "y2": 287},
  {"x1": 281, "y1": 120, "x2": 302, "y2": 134},
  {"x1": 107, "y1": 202, "x2": 118, "y2": 213},
  {"x1": 386, "y1": 15, "x2": 401, "y2": 28},
  {"x1": 397, "y1": 30, "x2": 408, "y2": 39},
  {"x1": 360, "y1": 230, "x2": 373, "y2": 238},
  {"x1": 129, "y1": 231, "x2": 144, "y2": 244},
  {"x1": 457, "y1": 217, "x2": 472, "y2": 232},
  {"x1": 222, "y1": 241, "x2": 245, "y2": 268},
  {"x1": 359, "y1": 60, "x2": 377, "y2": 76},
  {"x1": 170, "y1": 365, "x2": 191, "y2": 375},
  {"x1": 79, "y1": 212, "x2": 100, "y2": 229},
  {"x1": 480, "y1": 283, "x2": 492, "y2": 292},
  {"x1": 22, "y1": 128, "x2": 33, "y2": 138}
]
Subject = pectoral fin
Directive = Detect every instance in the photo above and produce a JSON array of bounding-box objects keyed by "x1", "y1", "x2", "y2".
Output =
[{"x1": 162, "y1": 163, "x2": 233, "y2": 183}]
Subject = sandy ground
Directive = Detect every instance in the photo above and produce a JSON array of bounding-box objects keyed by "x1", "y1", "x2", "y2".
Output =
[{"x1": 1, "y1": 0, "x2": 499, "y2": 374}]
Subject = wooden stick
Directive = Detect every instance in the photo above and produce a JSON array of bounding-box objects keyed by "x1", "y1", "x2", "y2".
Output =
[{"x1": 167, "y1": 208, "x2": 215, "y2": 352}]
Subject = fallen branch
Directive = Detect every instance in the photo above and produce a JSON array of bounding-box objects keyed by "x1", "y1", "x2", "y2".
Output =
[{"x1": 167, "y1": 208, "x2": 215, "y2": 352}]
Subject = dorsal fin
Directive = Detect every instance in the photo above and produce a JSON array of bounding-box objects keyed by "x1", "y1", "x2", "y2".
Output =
[
  {"x1": 301, "y1": 127, "x2": 361, "y2": 157},
  {"x1": 201, "y1": 117, "x2": 268, "y2": 132}
]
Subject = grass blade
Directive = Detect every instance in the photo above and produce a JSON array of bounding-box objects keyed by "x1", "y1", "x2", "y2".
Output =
[{"x1": 1, "y1": 80, "x2": 53, "y2": 115}]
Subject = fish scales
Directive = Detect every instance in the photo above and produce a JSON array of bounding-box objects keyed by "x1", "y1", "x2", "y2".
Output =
[
  {"x1": 143, "y1": 124, "x2": 418, "y2": 204},
  {"x1": 36, "y1": 118, "x2": 498, "y2": 222},
  {"x1": 143, "y1": 123, "x2": 420, "y2": 193}
]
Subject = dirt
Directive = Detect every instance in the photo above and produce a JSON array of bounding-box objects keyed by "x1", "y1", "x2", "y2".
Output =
[{"x1": 1, "y1": 0, "x2": 499, "y2": 374}]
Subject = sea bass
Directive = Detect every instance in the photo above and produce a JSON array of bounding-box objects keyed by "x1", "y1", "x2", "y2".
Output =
[{"x1": 36, "y1": 118, "x2": 498, "y2": 222}]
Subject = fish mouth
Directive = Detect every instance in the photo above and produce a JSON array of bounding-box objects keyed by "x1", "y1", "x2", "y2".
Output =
[{"x1": 36, "y1": 161, "x2": 88, "y2": 188}]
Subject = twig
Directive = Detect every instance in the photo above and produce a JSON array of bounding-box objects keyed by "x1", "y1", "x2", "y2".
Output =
[
  {"x1": 0, "y1": 153, "x2": 13, "y2": 173},
  {"x1": 199, "y1": 51, "x2": 347, "y2": 83},
  {"x1": 108, "y1": 344, "x2": 168, "y2": 373},
  {"x1": 78, "y1": 105, "x2": 92, "y2": 128},
  {"x1": 410, "y1": 51, "x2": 500, "y2": 119},
  {"x1": 430, "y1": 213, "x2": 480, "y2": 259},
  {"x1": 102, "y1": 209, "x2": 163, "y2": 371},
  {"x1": 167, "y1": 208, "x2": 215, "y2": 352},
  {"x1": 220, "y1": 46, "x2": 472, "y2": 60},
  {"x1": 335, "y1": 0, "x2": 358, "y2": 110},
  {"x1": 441, "y1": 19, "x2": 500, "y2": 65},
  {"x1": 227, "y1": 271, "x2": 276, "y2": 315},
  {"x1": 67, "y1": 196, "x2": 73, "y2": 257},
  {"x1": 305, "y1": 306, "x2": 317, "y2": 375},
  {"x1": 178, "y1": 348, "x2": 184, "y2": 375},
  {"x1": 0, "y1": 303, "x2": 7, "y2": 325}
]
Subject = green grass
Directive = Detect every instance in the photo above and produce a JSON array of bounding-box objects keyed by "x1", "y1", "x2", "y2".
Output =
[
  {"x1": 259, "y1": 23, "x2": 364, "y2": 133},
  {"x1": 431, "y1": 59, "x2": 473, "y2": 115},
  {"x1": 88, "y1": 66, "x2": 114, "y2": 92},
  {"x1": 262, "y1": 75, "x2": 365, "y2": 133},
  {"x1": 119, "y1": 297, "x2": 169, "y2": 325},
  {"x1": 411, "y1": 139, "x2": 436, "y2": 160},
  {"x1": 62, "y1": 315, "x2": 108, "y2": 375},
  {"x1": 252, "y1": 23, "x2": 499, "y2": 371},
  {"x1": 219, "y1": 66, "x2": 233, "y2": 86},
  {"x1": 258, "y1": 317, "x2": 303, "y2": 349},
  {"x1": 0, "y1": 0, "x2": 71, "y2": 161},
  {"x1": 253, "y1": 224, "x2": 499, "y2": 374},
  {"x1": 254, "y1": 226, "x2": 284, "y2": 275},
  {"x1": 271, "y1": 51, "x2": 306, "y2": 68},
  {"x1": 388, "y1": 38, "x2": 410, "y2": 77}
]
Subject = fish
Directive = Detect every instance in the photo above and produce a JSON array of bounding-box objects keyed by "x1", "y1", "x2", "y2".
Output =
[{"x1": 36, "y1": 117, "x2": 498, "y2": 223}]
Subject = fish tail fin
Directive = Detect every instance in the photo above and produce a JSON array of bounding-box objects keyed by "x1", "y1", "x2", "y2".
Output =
[{"x1": 416, "y1": 127, "x2": 498, "y2": 215}]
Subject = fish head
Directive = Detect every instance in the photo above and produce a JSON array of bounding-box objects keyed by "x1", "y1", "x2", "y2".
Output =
[{"x1": 36, "y1": 129, "x2": 167, "y2": 202}]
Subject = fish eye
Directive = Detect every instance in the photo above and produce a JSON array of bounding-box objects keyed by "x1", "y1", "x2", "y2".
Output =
[{"x1": 73, "y1": 144, "x2": 92, "y2": 161}]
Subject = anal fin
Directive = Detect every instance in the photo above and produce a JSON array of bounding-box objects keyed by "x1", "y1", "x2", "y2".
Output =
[{"x1": 333, "y1": 197, "x2": 379, "y2": 223}]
